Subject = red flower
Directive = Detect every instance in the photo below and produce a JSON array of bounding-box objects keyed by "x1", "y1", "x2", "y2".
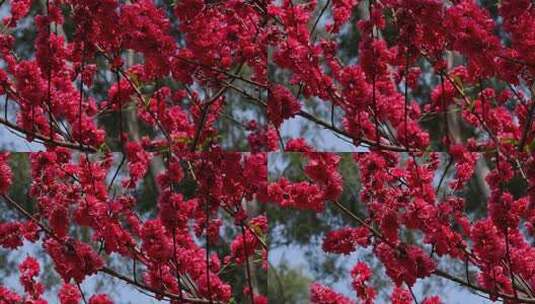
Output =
[
  {"x1": 45, "y1": 239, "x2": 104, "y2": 283},
  {"x1": 0, "y1": 222, "x2": 23, "y2": 249},
  {"x1": 322, "y1": 227, "x2": 369, "y2": 255},
  {"x1": 19, "y1": 257, "x2": 44, "y2": 298},
  {"x1": 351, "y1": 262, "x2": 376, "y2": 304},
  {"x1": 310, "y1": 283, "x2": 355, "y2": 304},
  {"x1": 58, "y1": 284, "x2": 81, "y2": 304},
  {"x1": 391, "y1": 287, "x2": 412, "y2": 304},
  {"x1": 89, "y1": 294, "x2": 113, "y2": 304},
  {"x1": 0, "y1": 152, "x2": 11, "y2": 194},
  {"x1": 268, "y1": 85, "x2": 301, "y2": 128}
]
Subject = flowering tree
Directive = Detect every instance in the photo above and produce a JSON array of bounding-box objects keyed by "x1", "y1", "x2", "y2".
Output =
[
  {"x1": 265, "y1": 0, "x2": 533, "y2": 302},
  {"x1": 0, "y1": 0, "x2": 267, "y2": 151},
  {"x1": 0, "y1": 0, "x2": 534, "y2": 303},
  {"x1": 1, "y1": 151, "x2": 268, "y2": 303},
  {"x1": 268, "y1": 151, "x2": 533, "y2": 303},
  {"x1": 268, "y1": 0, "x2": 534, "y2": 153},
  {"x1": 0, "y1": 0, "x2": 270, "y2": 302}
]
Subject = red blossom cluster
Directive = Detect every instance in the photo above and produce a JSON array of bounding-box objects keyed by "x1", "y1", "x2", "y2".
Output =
[
  {"x1": 0, "y1": 0, "x2": 268, "y2": 152},
  {"x1": 0, "y1": 0, "x2": 534, "y2": 303},
  {"x1": 267, "y1": 0, "x2": 534, "y2": 153},
  {"x1": 0, "y1": 151, "x2": 267, "y2": 303},
  {"x1": 268, "y1": 148, "x2": 534, "y2": 303}
]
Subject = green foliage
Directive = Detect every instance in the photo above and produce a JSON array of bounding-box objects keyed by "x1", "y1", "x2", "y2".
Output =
[
  {"x1": 7, "y1": 153, "x2": 32, "y2": 213},
  {"x1": 268, "y1": 260, "x2": 312, "y2": 304}
]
